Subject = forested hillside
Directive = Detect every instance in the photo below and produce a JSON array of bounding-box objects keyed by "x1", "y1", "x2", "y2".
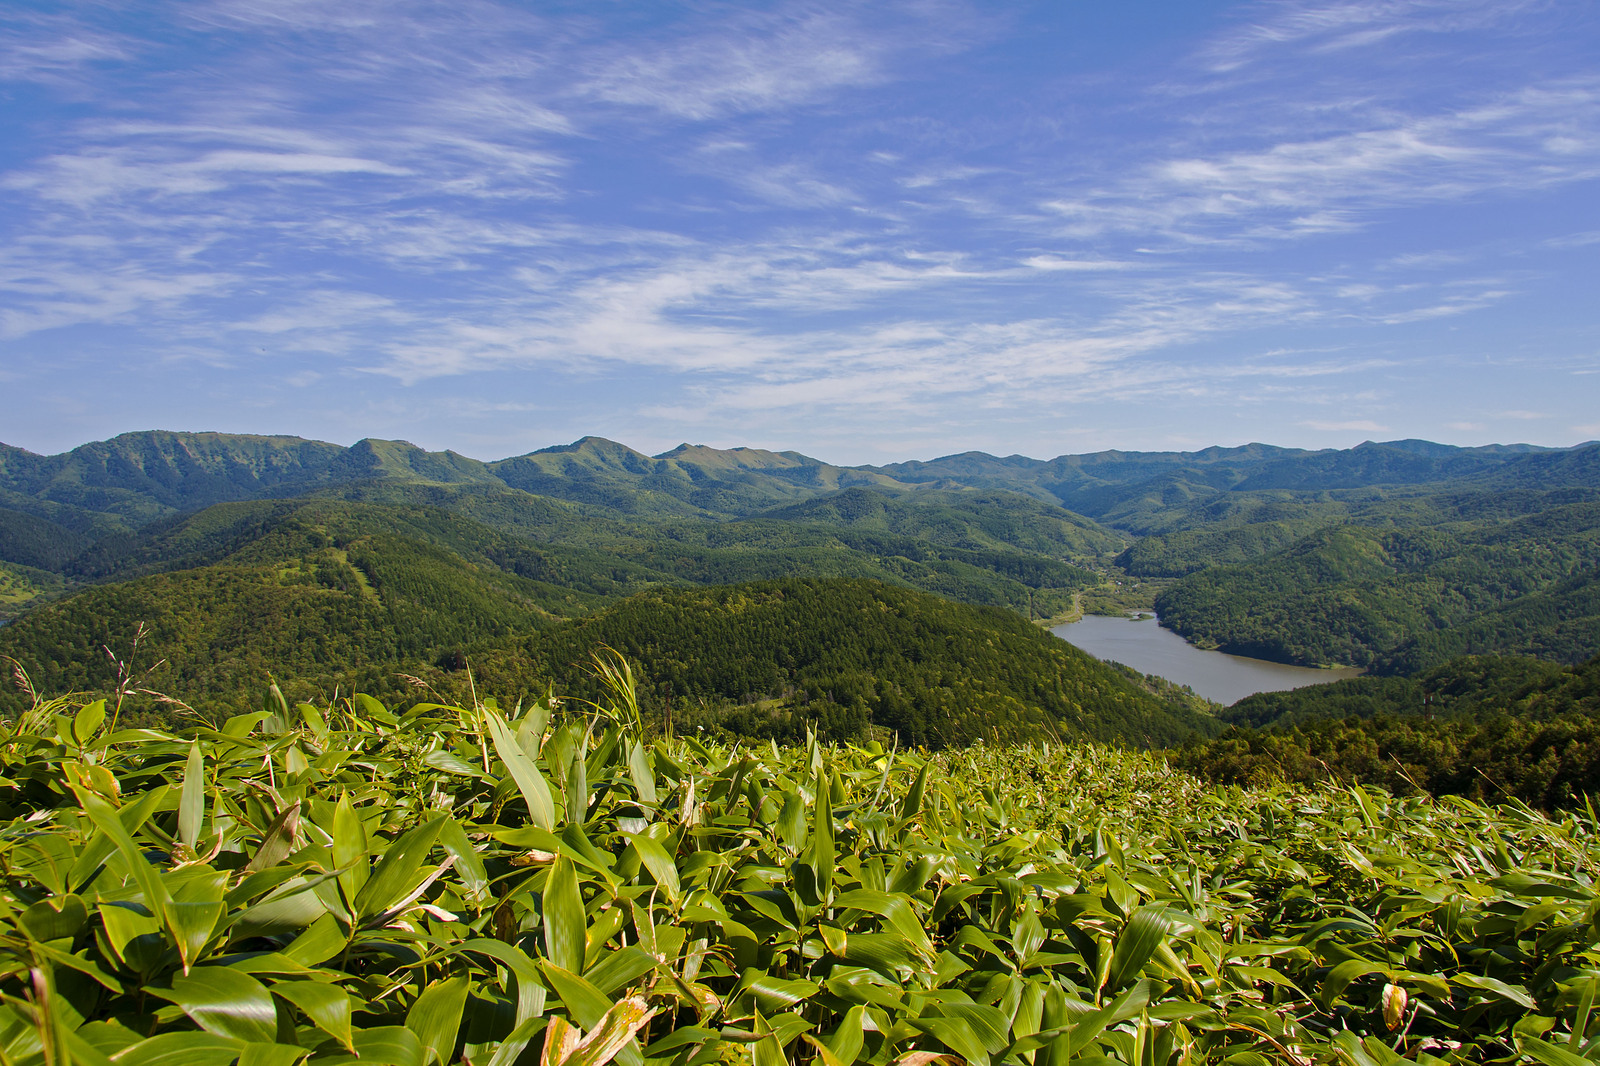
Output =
[
  {"x1": 1174, "y1": 653, "x2": 1600, "y2": 809},
  {"x1": 0, "y1": 567, "x2": 1209, "y2": 747},
  {"x1": 453, "y1": 578, "x2": 1216, "y2": 749},
  {"x1": 1152, "y1": 502, "x2": 1600, "y2": 669},
  {"x1": 0, "y1": 523, "x2": 573, "y2": 712}
]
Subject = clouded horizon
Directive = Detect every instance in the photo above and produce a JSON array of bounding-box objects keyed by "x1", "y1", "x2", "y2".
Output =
[{"x1": 3, "y1": 0, "x2": 1597, "y2": 465}]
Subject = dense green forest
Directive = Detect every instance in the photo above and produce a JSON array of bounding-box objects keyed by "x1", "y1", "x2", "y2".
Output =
[
  {"x1": 0, "y1": 566, "x2": 1211, "y2": 748},
  {"x1": 453, "y1": 578, "x2": 1216, "y2": 749},
  {"x1": 1152, "y1": 503, "x2": 1600, "y2": 669},
  {"x1": 1174, "y1": 653, "x2": 1600, "y2": 808},
  {"x1": 0, "y1": 526, "x2": 571, "y2": 711}
]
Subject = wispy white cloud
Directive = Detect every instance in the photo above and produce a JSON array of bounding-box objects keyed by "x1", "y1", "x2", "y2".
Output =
[
  {"x1": 0, "y1": 0, "x2": 1595, "y2": 458},
  {"x1": 1024, "y1": 256, "x2": 1137, "y2": 272},
  {"x1": 0, "y1": 9, "x2": 135, "y2": 85},
  {"x1": 580, "y1": 8, "x2": 886, "y2": 120},
  {"x1": 1198, "y1": 0, "x2": 1545, "y2": 75},
  {"x1": 1044, "y1": 78, "x2": 1600, "y2": 246},
  {"x1": 1302, "y1": 419, "x2": 1387, "y2": 433}
]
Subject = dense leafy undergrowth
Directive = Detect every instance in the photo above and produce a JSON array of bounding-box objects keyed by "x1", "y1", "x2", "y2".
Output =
[{"x1": 2, "y1": 665, "x2": 1599, "y2": 1066}]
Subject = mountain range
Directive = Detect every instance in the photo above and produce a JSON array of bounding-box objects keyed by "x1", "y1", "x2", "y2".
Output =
[
  {"x1": 4, "y1": 430, "x2": 1595, "y2": 534},
  {"x1": 2, "y1": 430, "x2": 1598, "y2": 739}
]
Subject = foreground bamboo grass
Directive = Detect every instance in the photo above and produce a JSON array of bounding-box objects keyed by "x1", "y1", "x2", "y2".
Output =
[{"x1": 1, "y1": 661, "x2": 1598, "y2": 1065}]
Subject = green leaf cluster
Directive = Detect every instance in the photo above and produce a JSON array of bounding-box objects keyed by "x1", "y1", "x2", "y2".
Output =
[{"x1": 2, "y1": 667, "x2": 1600, "y2": 1064}]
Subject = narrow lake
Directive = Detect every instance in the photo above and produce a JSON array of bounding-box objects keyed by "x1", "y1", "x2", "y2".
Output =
[{"x1": 1051, "y1": 613, "x2": 1363, "y2": 706}]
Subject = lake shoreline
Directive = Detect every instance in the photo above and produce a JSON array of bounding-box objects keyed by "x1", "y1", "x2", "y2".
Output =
[{"x1": 1051, "y1": 611, "x2": 1365, "y2": 706}]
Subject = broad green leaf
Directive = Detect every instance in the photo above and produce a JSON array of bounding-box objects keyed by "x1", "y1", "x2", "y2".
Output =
[
  {"x1": 825, "y1": 1005, "x2": 866, "y2": 1065},
  {"x1": 166, "y1": 900, "x2": 225, "y2": 972},
  {"x1": 20, "y1": 894, "x2": 88, "y2": 943},
  {"x1": 243, "y1": 801, "x2": 302, "y2": 875},
  {"x1": 626, "y1": 833, "x2": 681, "y2": 904},
  {"x1": 458, "y1": 938, "x2": 548, "y2": 1025},
  {"x1": 811, "y1": 767, "x2": 836, "y2": 901},
  {"x1": 1107, "y1": 906, "x2": 1174, "y2": 992},
  {"x1": 75, "y1": 699, "x2": 107, "y2": 745},
  {"x1": 487, "y1": 708, "x2": 556, "y2": 829},
  {"x1": 147, "y1": 967, "x2": 278, "y2": 1044},
  {"x1": 332, "y1": 792, "x2": 369, "y2": 908},
  {"x1": 833, "y1": 889, "x2": 932, "y2": 956},
  {"x1": 1451, "y1": 973, "x2": 1536, "y2": 1009},
  {"x1": 940, "y1": 1003, "x2": 1010, "y2": 1054},
  {"x1": 1066, "y1": 981, "x2": 1152, "y2": 1058},
  {"x1": 344, "y1": 1026, "x2": 426, "y2": 1066},
  {"x1": 909, "y1": 1014, "x2": 990, "y2": 1064},
  {"x1": 352, "y1": 814, "x2": 446, "y2": 921},
  {"x1": 297, "y1": 701, "x2": 328, "y2": 739},
  {"x1": 741, "y1": 971, "x2": 820, "y2": 1012},
  {"x1": 901, "y1": 760, "x2": 929, "y2": 819},
  {"x1": 583, "y1": 945, "x2": 658, "y2": 996},
  {"x1": 352, "y1": 693, "x2": 395, "y2": 725},
  {"x1": 407, "y1": 976, "x2": 470, "y2": 1066},
  {"x1": 1520, "y1": 1037, "x2": 1591, "y2": 1066},
  {"x1": 178, "y1": 739, "x2": 206, "y2": 848},
  {"x1": 627, "y1": 741, "x2": 657, "y2": 805},
  {"x1": 61, "y1": 1025, "x2": 120, "y2": 1066},
  {"x1": 273, "y1": 980, "x2": 354, "y2": 1051},
  {"x1": 231, "y1": 876, "x2": 331, "y2": 939},
  {"x1": 842, "y1": 931, "x2": 915, "y2": 979},
  {"x1": 541, "y1": 963, "x2": 612, "y2": 1030},
  {"x1": 543, "y1": 855, "x2": 587, "y2": 975},
  {"x1": 1320, "y1": 960, "x2": 1391, "y2": 1008},
  {"x1": 777, "y1": 791, "x2": 806, "y2": 853},
  {"x1": 75, "y1": 790, "x2": 169, "y2": 917},
  {"x1": 422, "y1": 748, "x2": 482, "y2": 777},
  {"x1": 108, "y1": 1031, "x2": 243, "y2": 1066},
  {"x1": 100, "y1": 901, "x2": 162, "y2": 965},
  {"x1": 238, "y1": 1044, "x2": 311, "y2": 1066},
  {"x1": 437, "y1": 816, "x2": 489, "y2": 902},
  {"x1": 487, "y1": 1016, "x2": 549, "y2": 1066},
  {"x1": 644, "y1": 1028, "x2": 721, "y2": 1058},
  {"x1": 566, "y1": 738, "x2": 589, "y2": 824},
  {"x1": 69, "y1": 784, "x2": 169, "y2": 895},
  {"x1": 281, "y1": 913, "x2": 345, "y2": 967},
  {"x1": 751, "y1": 1009, "x2": 788, "y2": 1066}
]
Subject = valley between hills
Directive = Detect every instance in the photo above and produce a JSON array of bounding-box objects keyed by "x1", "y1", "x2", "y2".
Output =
[{"x1": 1, "y1": 428, "x2": 1599, "y2": 805}]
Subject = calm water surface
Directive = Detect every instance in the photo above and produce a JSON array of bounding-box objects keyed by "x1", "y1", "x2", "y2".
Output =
[{"x1": 1051, "y1": 614, "x2": 1363, "y2": 706}]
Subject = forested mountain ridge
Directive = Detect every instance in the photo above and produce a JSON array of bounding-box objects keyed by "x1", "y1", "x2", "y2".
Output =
[
  {"x1": 1152, "y1": 501, "x2": 1600, "y2": 670},
  {"x1": 751, "y1": 486, "x2": 1124, "y2": 557},
  {"x1": 6, "y1": 431, "x2": 1596, "y2": 532},
  {"x1": 5, "y1": 429, "x2": 1600, "y2": 693}
]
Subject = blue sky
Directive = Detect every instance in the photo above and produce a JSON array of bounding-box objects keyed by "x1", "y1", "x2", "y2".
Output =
[{"x1": 2, "y1": 1, "x2": 1597, "y2": 464}]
